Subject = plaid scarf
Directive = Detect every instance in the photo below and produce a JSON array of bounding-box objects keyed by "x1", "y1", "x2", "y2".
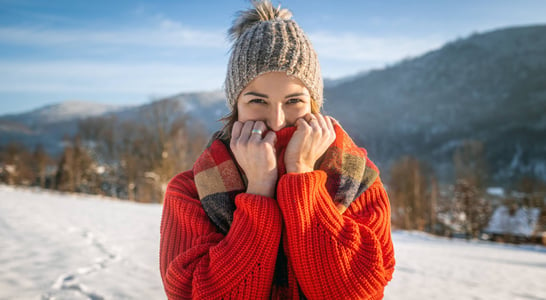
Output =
[
  {"x1": 193, "y1": 124, "x2": 378, "y2": 234},
  {"x1": 192, "y1": 124, "x2": 378, "y2": 291}
]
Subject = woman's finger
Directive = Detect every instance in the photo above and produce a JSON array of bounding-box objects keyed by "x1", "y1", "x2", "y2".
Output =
[
  {"x1": 249, "y1": 120, "x2": 266, "y2": 141},
  {"x1": 308, "y1": 115, "x2": 320, "y2": 131},
  {"x1": 323, "y1": 116, "x2": 334, "y2": 132},
  {"x1": 239, "y1": 121, "x2": 255, "y2": 142},
  {"x1": 304, "y1": 113, "x2": 315, "y2": 123},
  {"x1": 329, "y1": 116, "x2": 340, "y2": 127},
  {"x1": 263, "y1": 130, "x2": 277, "y2": 145},
  {"x1": 231, "y1": 121, "x2": 243, "y2": 140},
  {"x1": 296, "y1": 117, "x2": 311, "y2": 131},
  {"x1": 230, "y1": 121, "x2": 243, "y2": 150},
  {"x1": 314, "y1": 113, "x2": 328, "y2": 131},
  {"x1": 327, "y1": 116, "x2": 336, "y2": 143}
]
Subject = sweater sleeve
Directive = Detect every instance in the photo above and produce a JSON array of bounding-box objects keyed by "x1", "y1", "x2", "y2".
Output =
[
  {"x1": 276, "y1": 170, "x2": 395, "y2": 300},
  {"x1": 160, "y1": 170, "x2": 283, "y2": 299}
]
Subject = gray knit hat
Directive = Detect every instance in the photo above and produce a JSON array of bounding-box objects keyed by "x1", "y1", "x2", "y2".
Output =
[{"x1": 224, "y1": 0, "x2": 323, "y2": 110}]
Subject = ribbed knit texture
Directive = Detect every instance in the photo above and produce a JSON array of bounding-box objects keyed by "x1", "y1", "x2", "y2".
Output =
[
  {"x1": 159, "y1": 127, "x2": 395, "y2": 299},
  {"x1": 224, "y1": 1, "x2": 323, "y2": 109}
]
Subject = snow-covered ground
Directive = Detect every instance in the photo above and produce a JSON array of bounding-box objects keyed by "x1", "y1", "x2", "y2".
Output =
[
  {"x1": 385, "y1": 232, "x2": 546, "y2": 300},
  {"x1": 1, "y1": 184, "x2": 545, "y2": 300},
  {"x1": 0, "y1": 185, "x2": 163, "y2": 300}
]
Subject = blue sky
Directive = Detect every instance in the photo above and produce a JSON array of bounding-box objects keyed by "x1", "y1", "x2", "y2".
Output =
[{"x1": 1, "y1": 0, "x2": 545, "y2": 115}]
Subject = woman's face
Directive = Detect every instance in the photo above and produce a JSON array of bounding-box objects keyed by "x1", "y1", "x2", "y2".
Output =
[{"x1": 236, "y1": 72, "x2": 312, "y2": 131}]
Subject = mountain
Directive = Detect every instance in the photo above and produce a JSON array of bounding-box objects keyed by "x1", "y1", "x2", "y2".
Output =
[
  {"x1": 160, "y1": 90, "x2": 227, "y2": 132},
  {"x1": 0, "y1": 93, "x2": 227, "y2": 155},
  {"x1": 98, "y1": 90, "x2": 227, "y2": 133},
  {"x1": 0, "y1": 101, "x2": 124, "y2": 156},
  {"x1": 323, "y1": 24, "x2": 546, "y2": 184},
  {"x1": 1, "y1": 25, "x2": 545, "y2": 184}
]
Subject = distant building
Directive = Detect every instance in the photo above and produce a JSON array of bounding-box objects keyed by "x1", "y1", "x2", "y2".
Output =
[{"x1": 483, "y1": 204, "x2": 545, "y2": 244}]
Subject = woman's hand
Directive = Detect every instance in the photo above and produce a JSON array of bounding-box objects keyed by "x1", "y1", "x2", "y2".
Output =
[
  {"x1": 285, "y1": 114, "x2": 336, "y2": 174},
  {"x1": 230, "y1": 120, "x2": 278, "y2": 197}
]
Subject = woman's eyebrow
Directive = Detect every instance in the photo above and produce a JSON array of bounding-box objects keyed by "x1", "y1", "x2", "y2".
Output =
[
  {"x1": 243, "y1": 91, "x2": 268, "y2": 98},
  {"x1": 285, "y1": 92, "x2": 309, "y2": 98}
]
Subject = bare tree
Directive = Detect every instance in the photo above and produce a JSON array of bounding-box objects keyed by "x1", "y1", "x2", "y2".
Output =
[
  {"x1": 389, "y1": 156, "x2": 431, "y2": 230},
  {"x1": 137, "y1": 99, "x2": 208, "y2": 203},
  {"x1": 451, "y1": 179, "x2": 491, "y2": 238},
  {"x1": 429, "y1": 176, "x2": 439, "y2": 232},
  {"x1": 79, "y1": 115, "x2": 118, "y2": 162},
  {"x1": 0, "y1": 142, "x2": 34, "y2": 185},
  {"x1": 116, "y1": 120, "x2": 146, "y2": 201},
  {"x1": 55, "y1": 135, "x2": 95, "y2": 193},
  {"x1": 65, "y1": 98, "x2": 210, "y2": 202},
  {"x1": 449, "y1": 140, "x2": 491, "y2": 238},
  {"x1": 454, "y1": 140, "x2": 487, "y2": 189},
  {"x1": 32, "y1": 144, "x2": 50, "y2": 188}
]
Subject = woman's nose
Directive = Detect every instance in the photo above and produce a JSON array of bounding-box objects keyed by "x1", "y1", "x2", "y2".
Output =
[{"x1": 267, "y1": 106, "x2": 286, "y2": 131}]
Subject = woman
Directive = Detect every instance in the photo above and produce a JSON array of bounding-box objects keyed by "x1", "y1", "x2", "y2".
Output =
[{"x1": 159, "y1": 1, "x2": 395, "y2": 299}]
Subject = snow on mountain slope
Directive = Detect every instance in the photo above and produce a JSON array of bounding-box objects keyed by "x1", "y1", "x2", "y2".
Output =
[
  {"x1": 31, "y1": 101, "x2": 122, "y2": 123},
  {"x1": 2, "y1": 101, "x2": 123, "y2": 126},
  {"x1": 324, "y1": 24, "x2": 546, "y2": 183},
  {"x1": 0, "y1": 100, "x2": 126, "y2": 155},
  {"x1": 0, "y1": 185, "x2": 545, "y2": 300}
]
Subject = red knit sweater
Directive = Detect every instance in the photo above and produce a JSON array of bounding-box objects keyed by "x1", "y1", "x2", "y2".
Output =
[{"x1": 160, "y1": 138, "x2": 395, "y2": 299}]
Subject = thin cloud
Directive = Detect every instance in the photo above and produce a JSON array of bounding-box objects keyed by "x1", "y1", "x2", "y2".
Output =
[
  {"x1": 310, "y1": 31, "x2": 445, "y2": 64},
  {"x1": 0, "y1": 15, "x2": 228, "y2": 99},
  {"x1": 0, "y1": 61, "x2": 225, "y2": 94},
  {"x1": 0, "y1": 20, "x2": 227, "y2": 49}
]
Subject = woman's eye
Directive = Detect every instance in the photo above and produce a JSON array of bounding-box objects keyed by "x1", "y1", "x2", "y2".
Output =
[
  {"x1": 249, "y1": 99, "x2": 266, "y2": 104},
  {"x1": 287, "y1": 98, "x2": 302, "y2": 104}
]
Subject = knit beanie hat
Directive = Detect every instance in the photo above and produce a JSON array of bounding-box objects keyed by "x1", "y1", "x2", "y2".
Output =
[{"x1": 224, "y1": 0, "x2": 323, "y2": 110}]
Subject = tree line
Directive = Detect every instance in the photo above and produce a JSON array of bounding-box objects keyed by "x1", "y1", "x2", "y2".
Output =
[
  {"x1": 388, "y1": 140, "x2": 546, "y2": 240},
  {"x1": 1, "y1": 102, "x2": 544, "y2": 240},
  {"x1": 0, "y1": 100, "x2": 208, "y2": 203}
]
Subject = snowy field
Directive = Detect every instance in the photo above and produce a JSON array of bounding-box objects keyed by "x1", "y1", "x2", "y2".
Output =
[{"x1": 1, "y1": 184, "x2": 545, "y2": 300}]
